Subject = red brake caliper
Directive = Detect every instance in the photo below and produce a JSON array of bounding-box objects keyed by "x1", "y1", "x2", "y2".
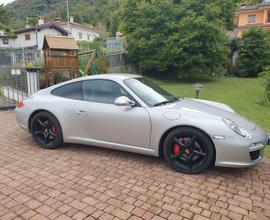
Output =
[
  {"x1": 173, "y1": 138, "x2": 183, "y2": 155},
  {"x1": 51, "y1": 126, "x2": 57, "y2": 135}
]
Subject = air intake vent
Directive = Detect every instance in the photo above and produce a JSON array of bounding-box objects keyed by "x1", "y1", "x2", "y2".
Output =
[{"x1": 250, "y1": 150, "x2": 261, "y2": 161}]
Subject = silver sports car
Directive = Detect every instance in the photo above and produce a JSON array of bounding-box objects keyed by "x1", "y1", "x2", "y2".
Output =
[{"x1": 16, "y1": 74, "x2": 270, "y2": 174}]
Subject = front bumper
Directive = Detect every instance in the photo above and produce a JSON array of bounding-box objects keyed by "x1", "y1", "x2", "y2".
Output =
[{"x1": 214, "y1": 127, "x2": 269, "y2": 168}]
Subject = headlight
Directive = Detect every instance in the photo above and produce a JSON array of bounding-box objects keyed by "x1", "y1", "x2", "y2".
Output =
[{"x1": 223, "y1": 118, "x2": 251, "y2": 138}]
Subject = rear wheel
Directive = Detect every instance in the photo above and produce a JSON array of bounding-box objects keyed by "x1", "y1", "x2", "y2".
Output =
[
  {"x1": 163, "y1": 127, "x2": 214, "y2": 174},
  {"x1": 31, "y1": 111, "x2": 63, "y2": 149}
]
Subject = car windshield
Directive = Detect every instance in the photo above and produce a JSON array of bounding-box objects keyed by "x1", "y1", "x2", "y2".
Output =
[{"x1": 124, "y1": 77, "x2": 178, "y2": 107}]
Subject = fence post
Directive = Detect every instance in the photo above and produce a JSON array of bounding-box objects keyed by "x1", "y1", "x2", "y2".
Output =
[{"x1": 26, "y1": 68, "x2": 41, "y2": 95}]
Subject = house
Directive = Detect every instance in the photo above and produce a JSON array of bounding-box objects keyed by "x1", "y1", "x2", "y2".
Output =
[
  {"x1": 0, "y1": 16, "x2": 101, "y2": 50},
  {"x1": 0, "y1": 31, "x2": 17, "y2": 48},
  {"x1": 235, "y1": 0, "x2": 270, "y2": 37},
  {"x1": 52, "y1": 16, "x2": 101, "y2": 42},
  {"x1": 0, "y1": 17, "x2": 68, "y2": 50},
  {"x1": 13, "y1": 20, "x2": 68, "y2": 50}
]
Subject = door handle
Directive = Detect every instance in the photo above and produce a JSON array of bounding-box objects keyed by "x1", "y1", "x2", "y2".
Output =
[{"x1": 76, "y1": 110, "x2": 88, "y2": 116}]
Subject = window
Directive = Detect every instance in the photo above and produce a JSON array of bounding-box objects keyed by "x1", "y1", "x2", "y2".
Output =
[
  {"x1": 51, "y1": 82, "x2": 83, "y2": 100},
  {"x1": 24, "y1": 53, "x2": 33, "y2": 64},
  {"x1": 124, "y1": 77, "x2": 176, "y2": 107},
  {"x1": 87, "y1": 34, "x2": 91, "y2": 41},
  {"x1": 267, "y1": 12, "x2": 270, "y2": 23},
  {"x1": 2, "y1": 38, "x2": 9, "y2": 44},
  {"x1": 25, "y1": 34, "x2": 31, "y2": 41},
  {"x1": 50, "y1": 51, "x2": 68, "y2": 56},
  {"x1": 248, "y1": 15, "x2": 256, "y2": 23},
  {"x1": 83, "y1": 80, "x2": 132, "y2": 104},
  {"x1": 79, "y1": 32, "x2": 83, "y2": 39}
]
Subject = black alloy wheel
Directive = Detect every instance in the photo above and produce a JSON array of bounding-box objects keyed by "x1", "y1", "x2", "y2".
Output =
[
  {"x1": 31, "y1": 111, "x2": 63, "y2": 149},
  {"x1": 163, "y1": 127, "x2": 214, "y2": 174}
]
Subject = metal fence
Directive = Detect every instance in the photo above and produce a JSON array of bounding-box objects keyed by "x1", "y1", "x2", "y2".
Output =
[
  {"x1": 0, "y1": 48, "x2": 42, "y2": 68},
  {"x1": 100, "y1": 37, "x2": 127, "y2": 55},
  {"x1": 0, "y1": 68, "x2": 29, "y2": 109},
  {"x1": 0, "y1": 40, "x2": 129, "y2": 109},
  {"x1": 0, "y1": 48, "x2": 41, "y2": 109}
]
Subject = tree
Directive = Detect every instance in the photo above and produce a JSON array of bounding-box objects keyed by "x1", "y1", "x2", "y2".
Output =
[
  {"x1": 181, "y1": 0, "x2": 236, "y2": 30},
  {"x1": 121, "y1": 0, "x2": 180, "y2": 73},
  {"x1": 177, "y1": 15, "x2": 230, "y2": 77},
  {"x1": 120, "y1": 0, "x2": 230, "y2": 77},
  {"x1": 0, "y1": 4, "x2": 12, "y2": 31},
  {"x1": 6, "y1": 0, "x2": 121, "y2": 35},
  {"x1": 234, "y1": 0, "x2": 261, "y2": 6},
  {"x1": 237, "y1": 28, "x2": 270, "y2": 77}
]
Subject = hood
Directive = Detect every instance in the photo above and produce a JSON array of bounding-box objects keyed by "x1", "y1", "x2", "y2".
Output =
[{"x1": 164, "y1": 98, "x2": 256, "y2": 131}]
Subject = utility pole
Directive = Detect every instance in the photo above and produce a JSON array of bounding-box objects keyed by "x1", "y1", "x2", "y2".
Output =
[{"x1": 66, "y1": 0, "x2": 70, "y2": 33}]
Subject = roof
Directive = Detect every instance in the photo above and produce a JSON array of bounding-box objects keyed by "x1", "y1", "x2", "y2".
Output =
[
  {"x1": 235, "y1": 23, "x2": 270, "y2": 29},
  {"x1": 42, "y1": 36, "x2": 79, "y2": 50},
  {"x1": 44, "y1": 74, "x2": 141, "y2": 92},
  {"x1": 236, "y1": 1, "x2": 270, "y2": 13},
  {"x1": 14, "y1": 23, "x2": 68, "y2": 36},
  {"x1": 83, "y1": 74, "x2": 141, "y2": 80},
  {"x1": 0, "y1": 35, "x2": 17, "y2": 39},
  {"x1": 51, "y1": 21, "x2": 101, "y2": 33}
]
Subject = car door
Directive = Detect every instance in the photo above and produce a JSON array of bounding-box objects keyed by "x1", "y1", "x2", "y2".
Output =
[
  {"x1": 50, "y1": 81, "x2": 85, "y2": 140},
  {"x1": 74, "y1": 79, "x2": 151, "y2": 148}
]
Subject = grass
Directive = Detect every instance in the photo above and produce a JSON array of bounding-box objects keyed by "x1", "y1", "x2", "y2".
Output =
[{"x1": 151, "y1": 76, "x2": 270, "y2": 159}]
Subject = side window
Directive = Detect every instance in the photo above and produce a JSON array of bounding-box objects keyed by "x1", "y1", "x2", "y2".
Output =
[
  {"x1": 51, "y1": 82, "x2": 83, "y2": 100},
  {"x1": 83, "y1": 79, "x2": 133, "y2": 104}
]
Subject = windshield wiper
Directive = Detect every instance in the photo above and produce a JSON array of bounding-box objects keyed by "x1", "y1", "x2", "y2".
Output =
[{"x1": 154, "y1": 97, "x2": 180, "y2": 107}]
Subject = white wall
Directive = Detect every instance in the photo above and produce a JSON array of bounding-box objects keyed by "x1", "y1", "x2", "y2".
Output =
[
  {"x1": 0, "y1": 25, "x2": 100, "y2": 49},
  {"x1": 0, "y1": 38, "x2": 16, "y2": 48},
  {"x1": 1, "y1": 29, "x2": 63, "y2": 49},
  {"x1": 62, "y1": 25, "x2": 100, "y2": 41},
  {"x1": 37, "y1": 28, "x2": 63, "y2": 50},
  {"x1": 13, "y1": 30, "x2": 37, "y2": 48}
]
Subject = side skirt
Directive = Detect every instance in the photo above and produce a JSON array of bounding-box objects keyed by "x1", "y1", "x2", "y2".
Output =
[{"x1": 64, "y1": 137, "x2": 159, "y2": 157}]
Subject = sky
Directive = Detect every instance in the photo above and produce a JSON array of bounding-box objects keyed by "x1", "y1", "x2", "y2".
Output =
[{"x1": 0, "y1": 0, "x2": 15, "y2": 5}]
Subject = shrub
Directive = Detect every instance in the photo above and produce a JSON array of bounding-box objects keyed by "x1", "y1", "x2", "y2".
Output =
[
  {"x1": 260, "y1": 69, "x2": 270, "y2": 105},
  {"x1": 237, "y1": 28, "x2": 270, "y2": 77}
]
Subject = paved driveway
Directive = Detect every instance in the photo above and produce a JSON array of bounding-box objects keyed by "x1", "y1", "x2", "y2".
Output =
[{"x1": 0, "y1": 111, "x2": 270, "y2": 220}]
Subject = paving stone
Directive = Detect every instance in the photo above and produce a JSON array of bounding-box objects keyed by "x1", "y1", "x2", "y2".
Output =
[{"x1": 0, "y1": 111, "x2": 270, "y2": 220}]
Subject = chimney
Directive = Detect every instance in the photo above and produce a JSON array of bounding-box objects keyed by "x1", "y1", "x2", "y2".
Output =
[
  {"x1": 70, "y1": 15, "x2": 74, "y2": 23},
  {"x1": 26, "y1": 17, "x2": 30, "y2": 28},
  {"x1": 240, "y1": 3, "x2": 247, "y2": 8},
  {"x1": 38, "y1": 16, "x2": 44, "y2": 25}
]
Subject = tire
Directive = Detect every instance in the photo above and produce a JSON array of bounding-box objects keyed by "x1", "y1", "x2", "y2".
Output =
[
  {"x1": 163, "y1": 127, "x2": 214, "y2": 174},
  {"x1": 31, "y1": 111, "x2": 63, "y2": 149}
]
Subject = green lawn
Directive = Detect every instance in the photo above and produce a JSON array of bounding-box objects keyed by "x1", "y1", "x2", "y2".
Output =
[{"x1": 151, "y1": 76, "x2": 270, "y2": 159}]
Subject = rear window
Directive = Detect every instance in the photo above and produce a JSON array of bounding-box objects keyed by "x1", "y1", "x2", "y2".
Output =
[{"x1": 51, "y1": 81, "x2": 83, "y2": 100}]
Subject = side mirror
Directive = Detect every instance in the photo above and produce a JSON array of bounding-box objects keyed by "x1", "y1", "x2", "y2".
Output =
[{"x1": 115, "y1": 96, "x2": 136, "y2": 107}]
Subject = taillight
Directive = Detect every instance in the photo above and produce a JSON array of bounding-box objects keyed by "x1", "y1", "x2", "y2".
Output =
[{"x1": 17, "y1": 101, "x2": 24, "y2": 108}]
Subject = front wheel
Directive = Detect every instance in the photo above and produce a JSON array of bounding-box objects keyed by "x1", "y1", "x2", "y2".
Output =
[
  {"x1": 31, "y1": 111, "x2": 63, "y2": 149},
  {"x1": 163, "y1": 127, "x2": 214, "y2": 174}
]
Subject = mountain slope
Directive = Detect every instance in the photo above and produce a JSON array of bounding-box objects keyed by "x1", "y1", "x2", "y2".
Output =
[{"x1": 6, "y1": 0, "x2": 119, "y2": 34}]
